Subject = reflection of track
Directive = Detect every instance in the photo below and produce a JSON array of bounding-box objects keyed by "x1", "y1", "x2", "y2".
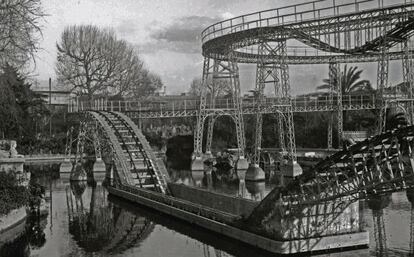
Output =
[
  {"x1": 65, "y1": 185, "x2": 154, "y2": 255},
  {"x1": 248, "y1": 125, "x2": 414, "y2": 229},
  {"x1": 103, "y1": 209, "x2": 154, "y2": 254},
  {"x1": 87, "y1": 111, "x2": 169, "y2": 194}
]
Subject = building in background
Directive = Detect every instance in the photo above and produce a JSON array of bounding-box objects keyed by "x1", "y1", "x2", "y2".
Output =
[{"x1": 31, "y1": 80, "x2": 72, "y2": 109}]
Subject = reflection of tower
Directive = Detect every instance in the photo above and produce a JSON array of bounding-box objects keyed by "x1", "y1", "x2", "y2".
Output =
[
  {"x1": 245, "y1": 181, "x2": 265, "y2": 201},
  {"x1": 407, "y1": 189, "x2": 414, "y2": 256},
  {"x1": 367, "y1": 194, "x2": 391, "y2": 257}
]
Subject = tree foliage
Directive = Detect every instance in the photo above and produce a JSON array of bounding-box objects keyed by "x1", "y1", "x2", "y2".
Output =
[
  {"x1": 0, "y1": 0, "x2": 44, "y2": 68},
  {"x1": 0, "y1": 172, "x2": 29, "y2": 215},
  {"x1": 56, "y1": 25, "x2": 162, "y2": 100},
  {"x1": 0, "y1": 64, "x2": 49, "y2": 139},
  {"x1": 317, "y1": 65, "x2": 373, "y2": 94}
]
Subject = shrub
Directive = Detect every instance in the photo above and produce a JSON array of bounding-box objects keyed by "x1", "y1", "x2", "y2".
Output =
[{"x1": 0, "y1": 172, "x2": 29, "y2": 215}]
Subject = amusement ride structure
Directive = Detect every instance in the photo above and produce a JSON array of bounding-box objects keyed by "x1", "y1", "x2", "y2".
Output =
[{"x1": 65, "y1": 0, "x2": 414, "y2": 254}]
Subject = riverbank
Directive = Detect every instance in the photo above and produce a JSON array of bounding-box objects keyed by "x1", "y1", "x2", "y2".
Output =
[{"x1": 0, "y1": 207, "x2": 27, "y2": 248}]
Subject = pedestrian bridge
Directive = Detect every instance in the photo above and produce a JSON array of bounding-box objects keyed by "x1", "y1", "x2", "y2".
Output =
[
  {"x1": 68, "y1": 94, "x2": 383, "y2": 118},
  {"x1": 68, "y1": 94, "x2": 412, "y2": 118}
]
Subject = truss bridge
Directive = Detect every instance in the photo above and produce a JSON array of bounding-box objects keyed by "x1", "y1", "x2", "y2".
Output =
[
  {"x1": 246, "y1": 124, "x2": 414, "y2": 237},
  {"x1": 75, "y1": 111, "x2": 170, "y2": 194}
]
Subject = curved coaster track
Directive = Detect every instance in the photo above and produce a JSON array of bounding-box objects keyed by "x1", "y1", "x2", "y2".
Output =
[
  {"x1": 245, "y1": 125, "x2": 414, "y2": 241},
  {"x1": 202, "y1": 0, "x2": 414, "y2": 64},
  {"x1": 84, "y1": 111, "x2": 169, "y2": 194}
]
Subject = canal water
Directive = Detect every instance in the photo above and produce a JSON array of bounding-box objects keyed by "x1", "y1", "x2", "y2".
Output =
[{"x1": 1, "y1": 165, "x2": 414, "y2": 257}]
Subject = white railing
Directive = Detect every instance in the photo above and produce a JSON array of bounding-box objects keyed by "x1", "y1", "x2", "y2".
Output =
[
  {"x1": 68, "y1": 94, "x2": 379, "y2": 113},
  {"x1": 201, "y1": 0, "x2": 412, "y2": 44}
]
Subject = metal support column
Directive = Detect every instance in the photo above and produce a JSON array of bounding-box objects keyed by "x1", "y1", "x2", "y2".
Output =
[
  {"x1": 193, "y1": 57, "x2": 211, "y2": 159},
  {"x1": 252, "y1": 42, "x2": 266, "y2": 165},
  {"x1": 205, "y1": 116, "x2": 215, "y2": 155},
  {"x1": 277, "y1": 113, "x2": 286, "y2": 152},
  {"x1": 228, "y1": 54, "x2": 246, "y2": 159},
  {"x1": 278, "y1": 38, "x2": 298, "y2": 167},
  {"x1": 192, "y1": 54, "x2": 247, "y2": 170},
  {"x1": 336, "y1": 63, "x2": 343, "y2": 147},
  {"x1": 403, "y1": 39, "x2": 414, "y2": 124},
  {"x1": 327, "y1": 114, "x2": 333, "y2": 149},
  {"x1": 328, "y1": 61, "x2": 336, "y2": 149},
  {"x1": 91, "y1": 125, "x2": 102, "y2": 160},
  {"x1": 205, "y1": 61, "x2": 219, "y2": 155},
  {"x1": 376, "y1": 14, "x2": 390, "y2": 134}
]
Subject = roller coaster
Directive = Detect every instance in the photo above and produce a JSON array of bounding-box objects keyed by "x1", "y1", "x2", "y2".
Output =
[
  {"x1": 193, "y1": 0, "x2": 414, "y2": 174},
  {"x1": 66, "y1": 1, "x2": 414, "y2": 253}
]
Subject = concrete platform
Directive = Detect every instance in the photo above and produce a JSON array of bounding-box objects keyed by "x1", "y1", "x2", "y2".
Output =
[
  {"x1": 93, "y1": 158, "x2": 106, "y2": 173},
  {"x1": 108, "y1": 185, "x2": 369, "y2": 255},
  {"x1": 59, "y1": 159, "x2": 72, "y2": 174}
]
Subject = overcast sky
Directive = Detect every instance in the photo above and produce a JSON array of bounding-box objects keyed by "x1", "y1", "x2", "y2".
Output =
[{"x1": 35, "y1": 0, "x2": 404, "y2": 95}]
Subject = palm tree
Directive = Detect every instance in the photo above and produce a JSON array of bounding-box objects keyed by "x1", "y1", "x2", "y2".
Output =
[
  {"x1": 317, "y1": 65, "x2": 375, "y2": 133},
  {"x1": 317, "y1": 65, "x2": 373, "y2": 94}
]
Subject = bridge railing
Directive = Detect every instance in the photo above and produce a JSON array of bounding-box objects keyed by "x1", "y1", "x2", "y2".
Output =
[
  {"x1": 68, "y1": 94, "x2": 380, "y2": 113},
  {"x1": 201, "y1": 0, "x2": 407, "y2": 44}
]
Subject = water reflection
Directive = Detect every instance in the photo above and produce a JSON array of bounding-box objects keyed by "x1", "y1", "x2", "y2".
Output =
[
  {"x1": 367, "y1": 194, "x2": 391, "y2": 257},
  {"x1": 5, "y1": 167, "x2": 414, "y2": 256},
  {"x1": 66, "y1": 182, "x2": 155, "y2": 255},
  {"x1": 0, "y1": 198, "x2": 49, "y2": 257}
]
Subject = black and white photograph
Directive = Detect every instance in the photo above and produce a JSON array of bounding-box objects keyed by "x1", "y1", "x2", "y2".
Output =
[{"x1": 1, "y1": 0, "x2": 414, "y2": 256}]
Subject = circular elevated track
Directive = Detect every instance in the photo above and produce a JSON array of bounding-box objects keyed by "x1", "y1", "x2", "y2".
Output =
[{"x1": 201, "y1": 0, "x2": 414, "y2": 64}]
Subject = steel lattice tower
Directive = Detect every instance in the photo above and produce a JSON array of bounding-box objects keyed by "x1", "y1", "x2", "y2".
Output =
[{"x1": 192, "y1": 54, "x2": 248, "y2": 171}]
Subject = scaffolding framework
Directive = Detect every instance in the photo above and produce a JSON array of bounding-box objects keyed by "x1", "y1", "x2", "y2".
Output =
[{"x1": 193, "y1": 55, "x2": 246, "y2": 159}]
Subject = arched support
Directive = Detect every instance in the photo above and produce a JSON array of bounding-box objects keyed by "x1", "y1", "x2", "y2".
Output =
[
  {"x1": 60, "y1": 127, "x2": 74, "y2": 174},
  {"x1": 70, "y1": 122, "x2": 87, "y2": 181},
  {"x1": 91, "y1": 125, "x2": 106, "y2": 174},
  {"x1": 192, "y1": 54, "x2": 247, "y2": 172}
]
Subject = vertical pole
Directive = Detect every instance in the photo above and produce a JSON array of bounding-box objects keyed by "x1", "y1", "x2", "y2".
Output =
[
  {"x1": 279, "y1": 39, "x2": 297, "y2": 164},
  {"x1": 49, "y1": 78, "x2": 52, "y2": 138},
  {"x1": 229, "y1": 53, "x2": 246, "y2": 159},
  {"x1": 403, "y1": 38, "x2": 414, "y2": 124},
  {"x1": 336, "y1": 63, "x2": 343, "y2": 147},
  {"x1": 206, "y1": 60, "x2": 219, "y2": 155},
  {"x1": 376, "y1": 16, "x2": 390, "y2": 134},
  {"x1": 252, "y1": 41, "x2": 266, "y2": 165},
  {"x1": 193, "y1": 57, "x2": 210, "y2": 159},
  {"x1": 277, "y1": 113, "x2": 286, "y2": 152}
]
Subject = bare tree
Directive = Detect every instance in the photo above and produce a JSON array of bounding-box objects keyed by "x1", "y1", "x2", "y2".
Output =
[
  {"x1": 56, "y1": 25, "x2": 155, "y2": 100},
  {"x1": 188, "y1": 77, "x2": 232, "y2": 97},
  {"x1": 125, "y1": 69, "x2": 163, "y2": 99},
  {"x1": 0, "y1": 0, "x2": 44, "y2": 68}
]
